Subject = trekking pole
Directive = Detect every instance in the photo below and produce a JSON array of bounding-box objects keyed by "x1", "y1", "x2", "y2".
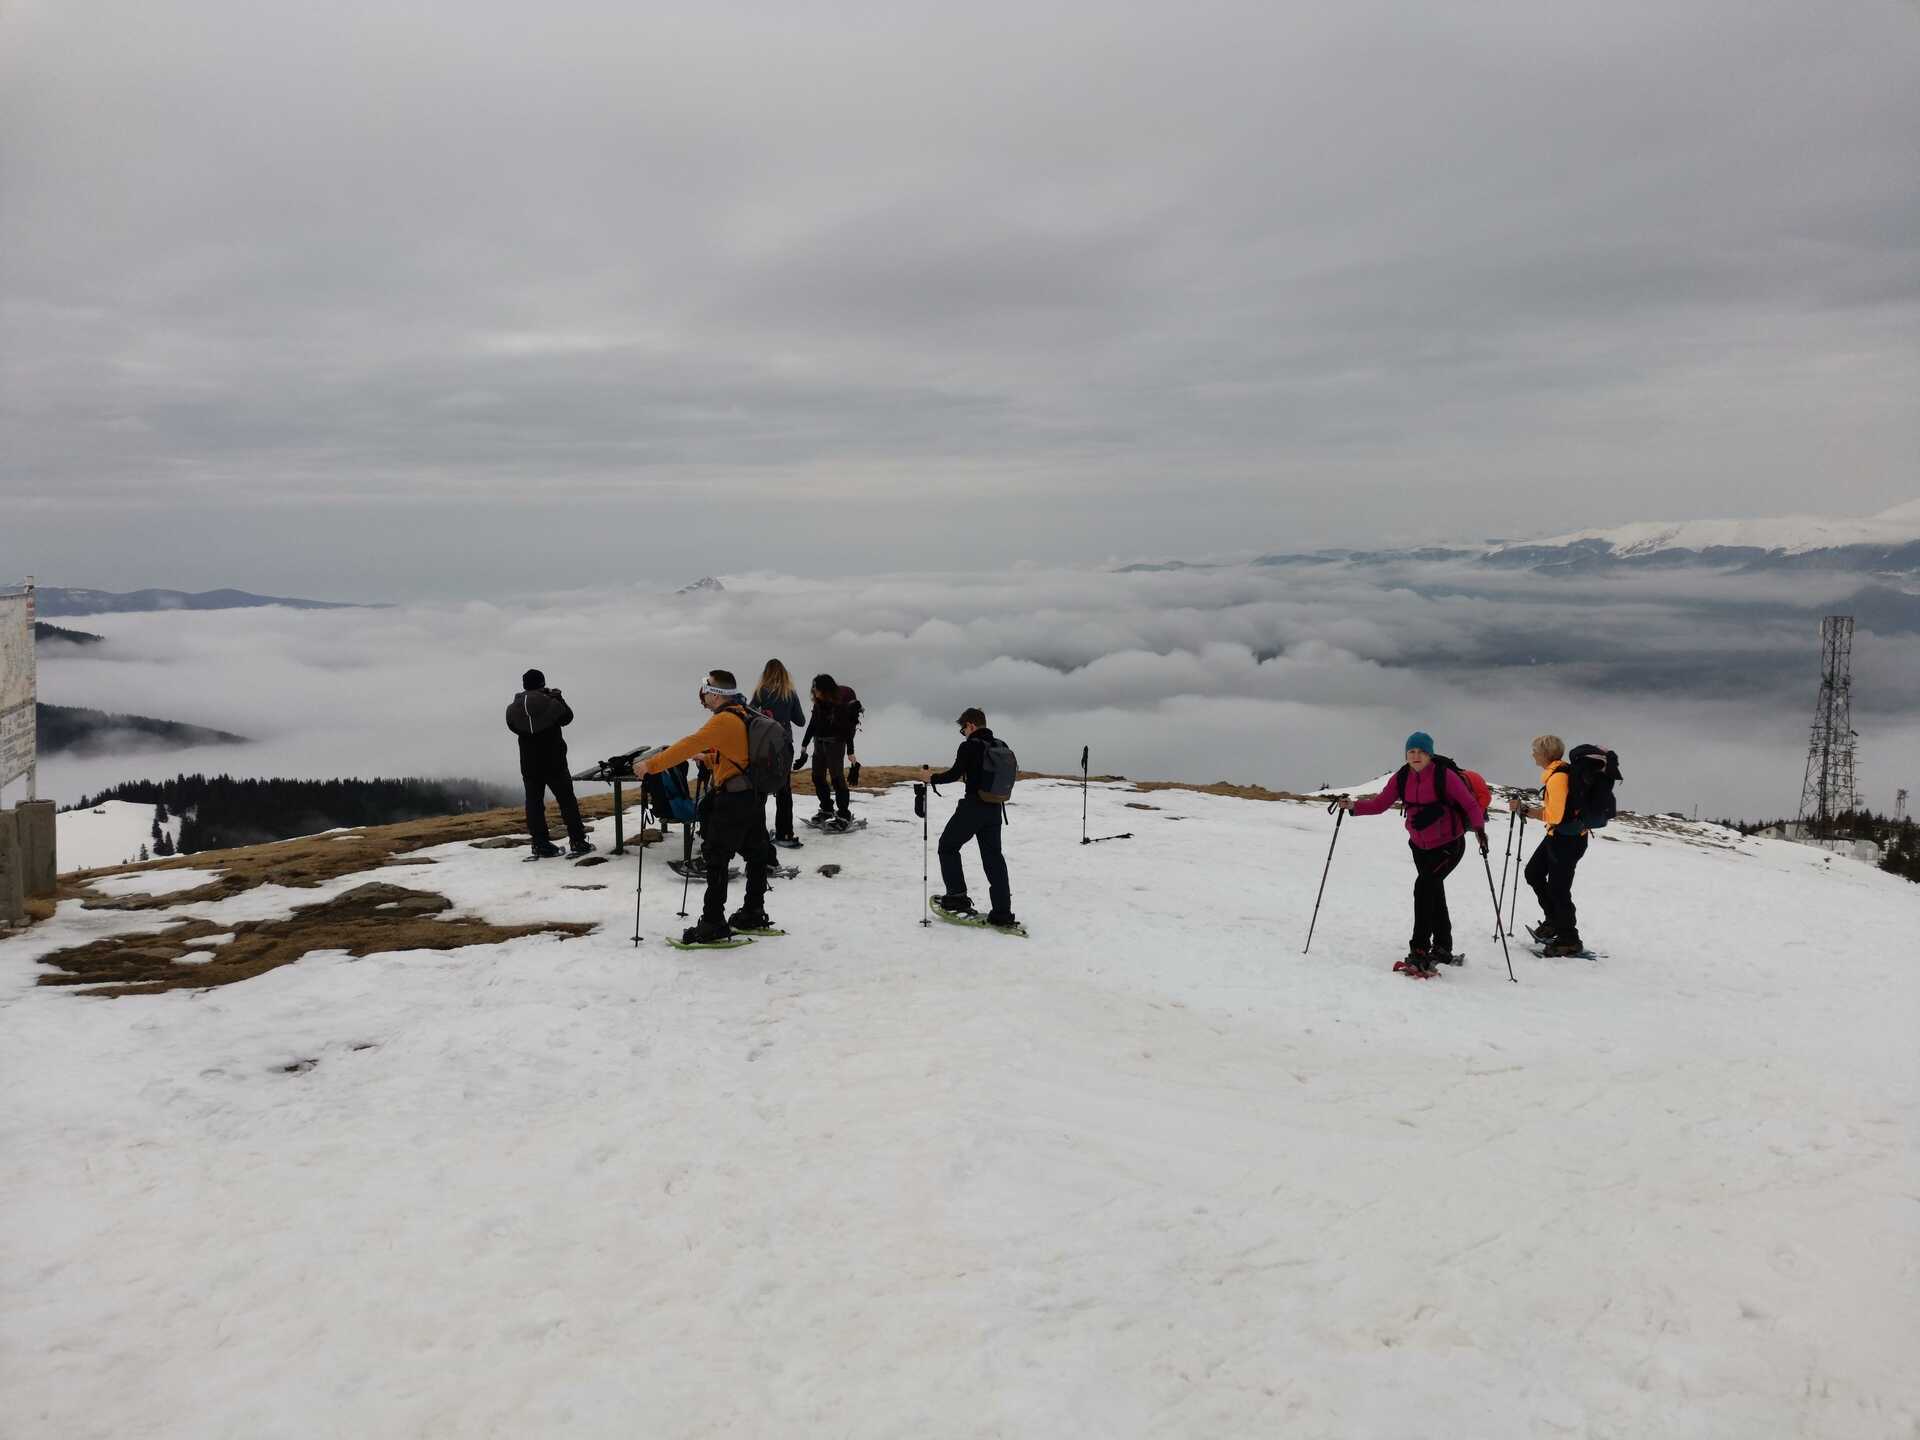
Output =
[
  {"x1": 641, "y1": 840, "x2": 656, "y2": 952},
  {"x1": 1506, "y1": 808, "x2": 1527, "y2": 936},
  {"x1": 1303, "y1": 801, "x2": 1344, "y2": 954},
  {"x1": 915, "y1": 782, "x2": 931, "y2": 927},
  {"x1": 677, "y1": 772, "x2": 708, "y2": 920},
  {"x1": 1493, "y1": 798, "x2": 1518, "y2": 939},
  {"x1": 1080, "y1": 745, "x2": 1090, "y2": 845},
  {"x1": 1480, "y1": 848, "x2": 1517, "y2": 982}
]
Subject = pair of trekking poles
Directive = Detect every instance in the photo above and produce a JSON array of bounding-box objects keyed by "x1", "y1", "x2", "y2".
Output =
[
  {"x1": 629, "y1": 770, "x2": 714, "y2": 946},
  {"x1": 1302, "y1": 794, "x2": 1520, "y2": 982}
]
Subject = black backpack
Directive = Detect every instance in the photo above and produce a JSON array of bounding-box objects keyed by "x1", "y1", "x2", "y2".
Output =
[
  {"x1": 831, "y1": 686, "x2": 864, "y2": 741},
  {"x1": 725, "y1": 704, "x2": 795, "y2": 798},
  {"x1": 979, "y1": 736, "x2": 1018, "y2": 801},
  {"x1": 1562, "y1": 744, "x2": 1622, "y2": 830}
]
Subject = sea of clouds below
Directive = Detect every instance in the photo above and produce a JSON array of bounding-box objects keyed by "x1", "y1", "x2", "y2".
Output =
[{"x1": 24, "y1": 561, "x2": 1920, "y2": 824}]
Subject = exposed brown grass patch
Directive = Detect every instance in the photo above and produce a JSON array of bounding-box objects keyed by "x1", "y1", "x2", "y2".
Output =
[{"x1": 37, "y1": 881, "x2": 593, "y2": 997}]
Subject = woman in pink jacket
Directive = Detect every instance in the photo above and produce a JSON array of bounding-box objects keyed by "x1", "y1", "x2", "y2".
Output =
[{"x1": 1336, "y1": 731, "x2": 1489, "y2": 974}]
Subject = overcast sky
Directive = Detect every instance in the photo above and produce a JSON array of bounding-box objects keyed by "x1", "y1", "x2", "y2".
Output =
[{"x1": 4, "y1": 0, "x2": 1918, "y2": 599}]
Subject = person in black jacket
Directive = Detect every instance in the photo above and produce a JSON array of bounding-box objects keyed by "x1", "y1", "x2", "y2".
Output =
[
  {"x1": 505, "y1": 668, "x2": 591, "y2": 859},
  {"x1": 920, "y1": 707, "x2": 1016, "y2": 927},
  {"x1": 751, "y1": 658, "x2": 807, "y2": 846},
  {"x1": 798, "y1": 672, "x2": 861, "y2": 830}
]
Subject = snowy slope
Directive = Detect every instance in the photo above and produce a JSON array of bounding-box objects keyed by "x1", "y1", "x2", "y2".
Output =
[
  {"x1": 1490, "y1": 498, "x2": 1920, "y2": 559},
  {"x1": 54, "y1": 799, "x2": 179, "y2": 871},
  {"x1": 2, "y1": 782, "x2": 1916, "y2": 1438}
]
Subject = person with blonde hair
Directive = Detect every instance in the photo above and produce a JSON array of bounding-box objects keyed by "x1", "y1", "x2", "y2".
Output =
[
  {"x1": 1523, "y1": 734, "x2": 1589, "y2": 956},
  {"x1": 752, "y1": 659, "x2": 806, "y2": 847}
]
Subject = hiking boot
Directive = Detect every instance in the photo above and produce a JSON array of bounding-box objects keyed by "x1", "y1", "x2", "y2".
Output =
[
  {"x1": 773, "y1": 833, "x2": 804, "y2": 848},
  {"x1": 727, "y1": 906, "x2": 773, "y2": 932},
  {"x1": 986, "y1": 910, "x2": 1019, "y2": 929},
  {"x1": 811, "y1": 809, "x2": 835, "y2": 826},
  {"x1": 1525, "y1": 921, "x2": 1558, "y2": 944},
  {"x1": 566, "y1": 841, "x2": 596, "y2": 858},
  {"x1": 681, "y1": 916, "x2": 734, "y2": 945},
  {"x1": 835, "y1": 807, "x2": 853, "y2": 821},
  {"x1": 528, "y1": 843, "x2": 563, "y2": 859},
  {"x1": 932, "y1": 894, "x2": 975, "y2": 916},
  {"x1": 1431, "y1": 948, "x2": 1462, "y2": 966},
  {"x1": 1394, "y1": 945, "x2": 1432, "y2": 974},
  {"x1": 1543, "y1": 937, "x2": 1586, "y2": 957},
  {"x1": 824, "y1": 816, "x2": 852, "y2": 833}
]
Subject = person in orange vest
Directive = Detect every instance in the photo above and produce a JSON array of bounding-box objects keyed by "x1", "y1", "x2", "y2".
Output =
[
  {"x1": 1523, "y1": 735, "x2": 1588, "y2": 956},
  {"x1": 636, "y1": 670, "x2": 776, "y2": 945}
]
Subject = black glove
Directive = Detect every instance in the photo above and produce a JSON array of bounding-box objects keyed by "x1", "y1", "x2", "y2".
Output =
[
  {"x1": 848, "y1": 760, "x2": 862, "y2": 785},
  {"x1": 1477, "y1": 831, "x2": 1490, "y2": 857},
  {"x1": 793, "y1": 750, "x2": 809, "y2": 771}
]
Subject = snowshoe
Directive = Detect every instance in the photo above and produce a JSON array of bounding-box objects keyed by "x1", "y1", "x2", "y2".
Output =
[
  {"x1": 928, "y1": 897, "x2": 1028, "y2": 937},
  {"x1": 931, "y1": 894, "x2": 976, "y2": 916},
  {"x1": 772, "y1": 835, "x2": 804, "y2": 849},
  {"x1": 566, "y1": 841, "x2": 596, "y2": 859},
  {"x1": 1393, "y1": 948, "x2": 1437, "y2": 977},
  {"x1": 524, "y1": 844, "x2": 563, "y2": 862},
  {"x1": 1541, "y1": 938, "x2": 1596, "y2": 959},
  {"x1": 1525, "y1": 921, "x2": 1558, "y2": 944},
  {"x1": 666, "y1": 918, "x2": 754, "y2": 951},
  {"x1": 1433, "y1": 950, "x2": 1465, "y2": 966},
  {"x1": 669, "y1": 859, "x2": 739, "y2": 880},
  {"x1": 726, "y1": 908, "x2": 785, "y2": 938}
]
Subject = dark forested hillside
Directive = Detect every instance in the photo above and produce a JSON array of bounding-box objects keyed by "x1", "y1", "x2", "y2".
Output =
[
  {"x1": 34, "y1": 622, "x2": 106, "y2": 646},
  {"x1": 37, "y1": 704, "x2": 249, "y2": 757},
  {"x1": 71, "y1": 774, "x2": 516, "y2": 853}
]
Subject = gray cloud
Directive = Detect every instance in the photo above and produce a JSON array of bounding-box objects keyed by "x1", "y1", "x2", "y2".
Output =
[{"x1": 4, "y1": 0, "x2": 1920, "y2": 597}]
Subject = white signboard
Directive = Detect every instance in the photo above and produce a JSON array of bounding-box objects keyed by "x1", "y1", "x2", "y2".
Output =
[{"x1": 0, "y1": 585, "x2": 35, "y2": 792}]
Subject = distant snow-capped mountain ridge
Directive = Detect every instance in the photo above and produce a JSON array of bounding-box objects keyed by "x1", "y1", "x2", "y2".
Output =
[{"x1": 1121, "y1": 500, "x2": 1920, "y2": 577}]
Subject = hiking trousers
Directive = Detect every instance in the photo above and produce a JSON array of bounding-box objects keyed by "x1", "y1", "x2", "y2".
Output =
[
  {"x1": 1409, "y1": 837, "x2": 1465, "y2": 953},
  {"x1": 1525, "y1": 831, "x2": 1588, "y2": 942},
  {"x1": 701, "y1": 788, "x2": 774, "y2": 923},
  {"x1": 812, "y1": 737, "x2": 850, "y2": 816},
  {"x1": 523, "y1": 762, "x2": 587, "y2": 850},
  {"x1": 767, "y1": 772, "x2": 796, "y2": 840},
  {"x1": 939, "y1": 796, "x2": 1011, "y2": 916}
]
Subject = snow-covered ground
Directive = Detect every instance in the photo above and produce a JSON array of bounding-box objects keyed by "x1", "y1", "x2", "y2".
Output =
[
  {"x1": 2, "y1": 780, "x2": 1916, "y2": 1438},
  {"x1": 54, "y1": 798, "x2": 179, "y2": 871}
]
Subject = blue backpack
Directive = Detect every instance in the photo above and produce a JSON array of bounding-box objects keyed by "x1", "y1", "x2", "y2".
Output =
[{"x1": 642, "y1": 762, "x2": 699, "y2": 825}]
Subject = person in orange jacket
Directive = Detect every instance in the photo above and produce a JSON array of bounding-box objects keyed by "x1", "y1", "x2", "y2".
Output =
[
  {"x1": 637, "y1": 670, "x2": 776, "y2": 945},
  {"x1": 1522, "y1": 734, "x2": 1588, "y2": 955}
]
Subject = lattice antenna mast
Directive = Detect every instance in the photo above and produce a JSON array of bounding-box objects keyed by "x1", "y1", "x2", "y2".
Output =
[{"x1": 1796, "y1": 616, "x2": 1857, "y2": 836}]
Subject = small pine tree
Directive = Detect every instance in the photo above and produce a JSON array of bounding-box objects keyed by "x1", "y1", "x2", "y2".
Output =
[
  {"x1": 151, "y1": 817, "x2": 164, "y2": 843},
  {"x1": 138, "y1": 843, "x2": 150, "y2": 862},
  {"x1": 156, "y1": 802, "x2": 171, "y2": 823}
]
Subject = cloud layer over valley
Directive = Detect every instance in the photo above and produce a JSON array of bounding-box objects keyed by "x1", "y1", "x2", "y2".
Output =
[{"x1": 30, "y1": 561, "x2": 1920, "y2": 822}]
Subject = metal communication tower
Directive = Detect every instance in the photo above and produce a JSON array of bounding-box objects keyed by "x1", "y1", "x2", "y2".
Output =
[
  {"x1": 1897, "y1": 788, "x2": 1909, "y2": 823},
  {"x1": 1796, "y1": 615, "x2": 1858, "y2": 836}
]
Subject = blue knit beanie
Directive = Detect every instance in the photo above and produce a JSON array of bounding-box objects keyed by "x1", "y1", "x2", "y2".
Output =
[{"x1": 1405, "y1": 731, "x2": 1435, "y2": 756}]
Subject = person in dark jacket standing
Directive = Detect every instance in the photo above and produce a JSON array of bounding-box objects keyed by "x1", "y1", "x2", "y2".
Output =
[
  {"x1": 505, "y1": 668, "x2": 591, "y2": 859},
  {"x1": 920, "y1": 707, "x2": 1016, "y2": 928},
  {"x1": 751, "y1": 658, "x2": 807, "y2": 847},
  {"x1": 798, "y1": 672, "x2": 862, "y2": 831}
]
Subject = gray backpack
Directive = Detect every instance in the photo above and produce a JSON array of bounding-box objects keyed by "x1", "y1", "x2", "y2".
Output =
[
  {"x1": 979, "y1": 737, "x2": 1018, "y2": 802},
  {"x1": 727, "y1": 705, "x2": 795, "y2": 797}
]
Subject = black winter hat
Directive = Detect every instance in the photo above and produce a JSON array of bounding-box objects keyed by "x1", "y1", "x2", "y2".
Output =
[{"x1": 522, "y1": 668, "x2": 546, "y2": 690}]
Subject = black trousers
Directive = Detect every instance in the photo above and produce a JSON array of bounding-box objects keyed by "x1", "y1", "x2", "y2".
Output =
[
  {"x1": 1409, "y1": 837, "x2": 1465, "y2": 952},
  {"x1": 812, "y1": 737, "x2": 850, "y2": 815},
  {"x1": 701, "y1": 787, "x2": 774, "y2": 923},
  {"x1": 1525, "y1": 832, "x2": 1588, "y2": 941},
  {"x1": 768, "y1": 772, "x2": 795, "y2": 840},
  {"x1": 939, "y1": 796, "x2": 1011, "y2": 915},
  {"x1": 523, "y1": 764, "x2": 586, "y2": 849}
]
